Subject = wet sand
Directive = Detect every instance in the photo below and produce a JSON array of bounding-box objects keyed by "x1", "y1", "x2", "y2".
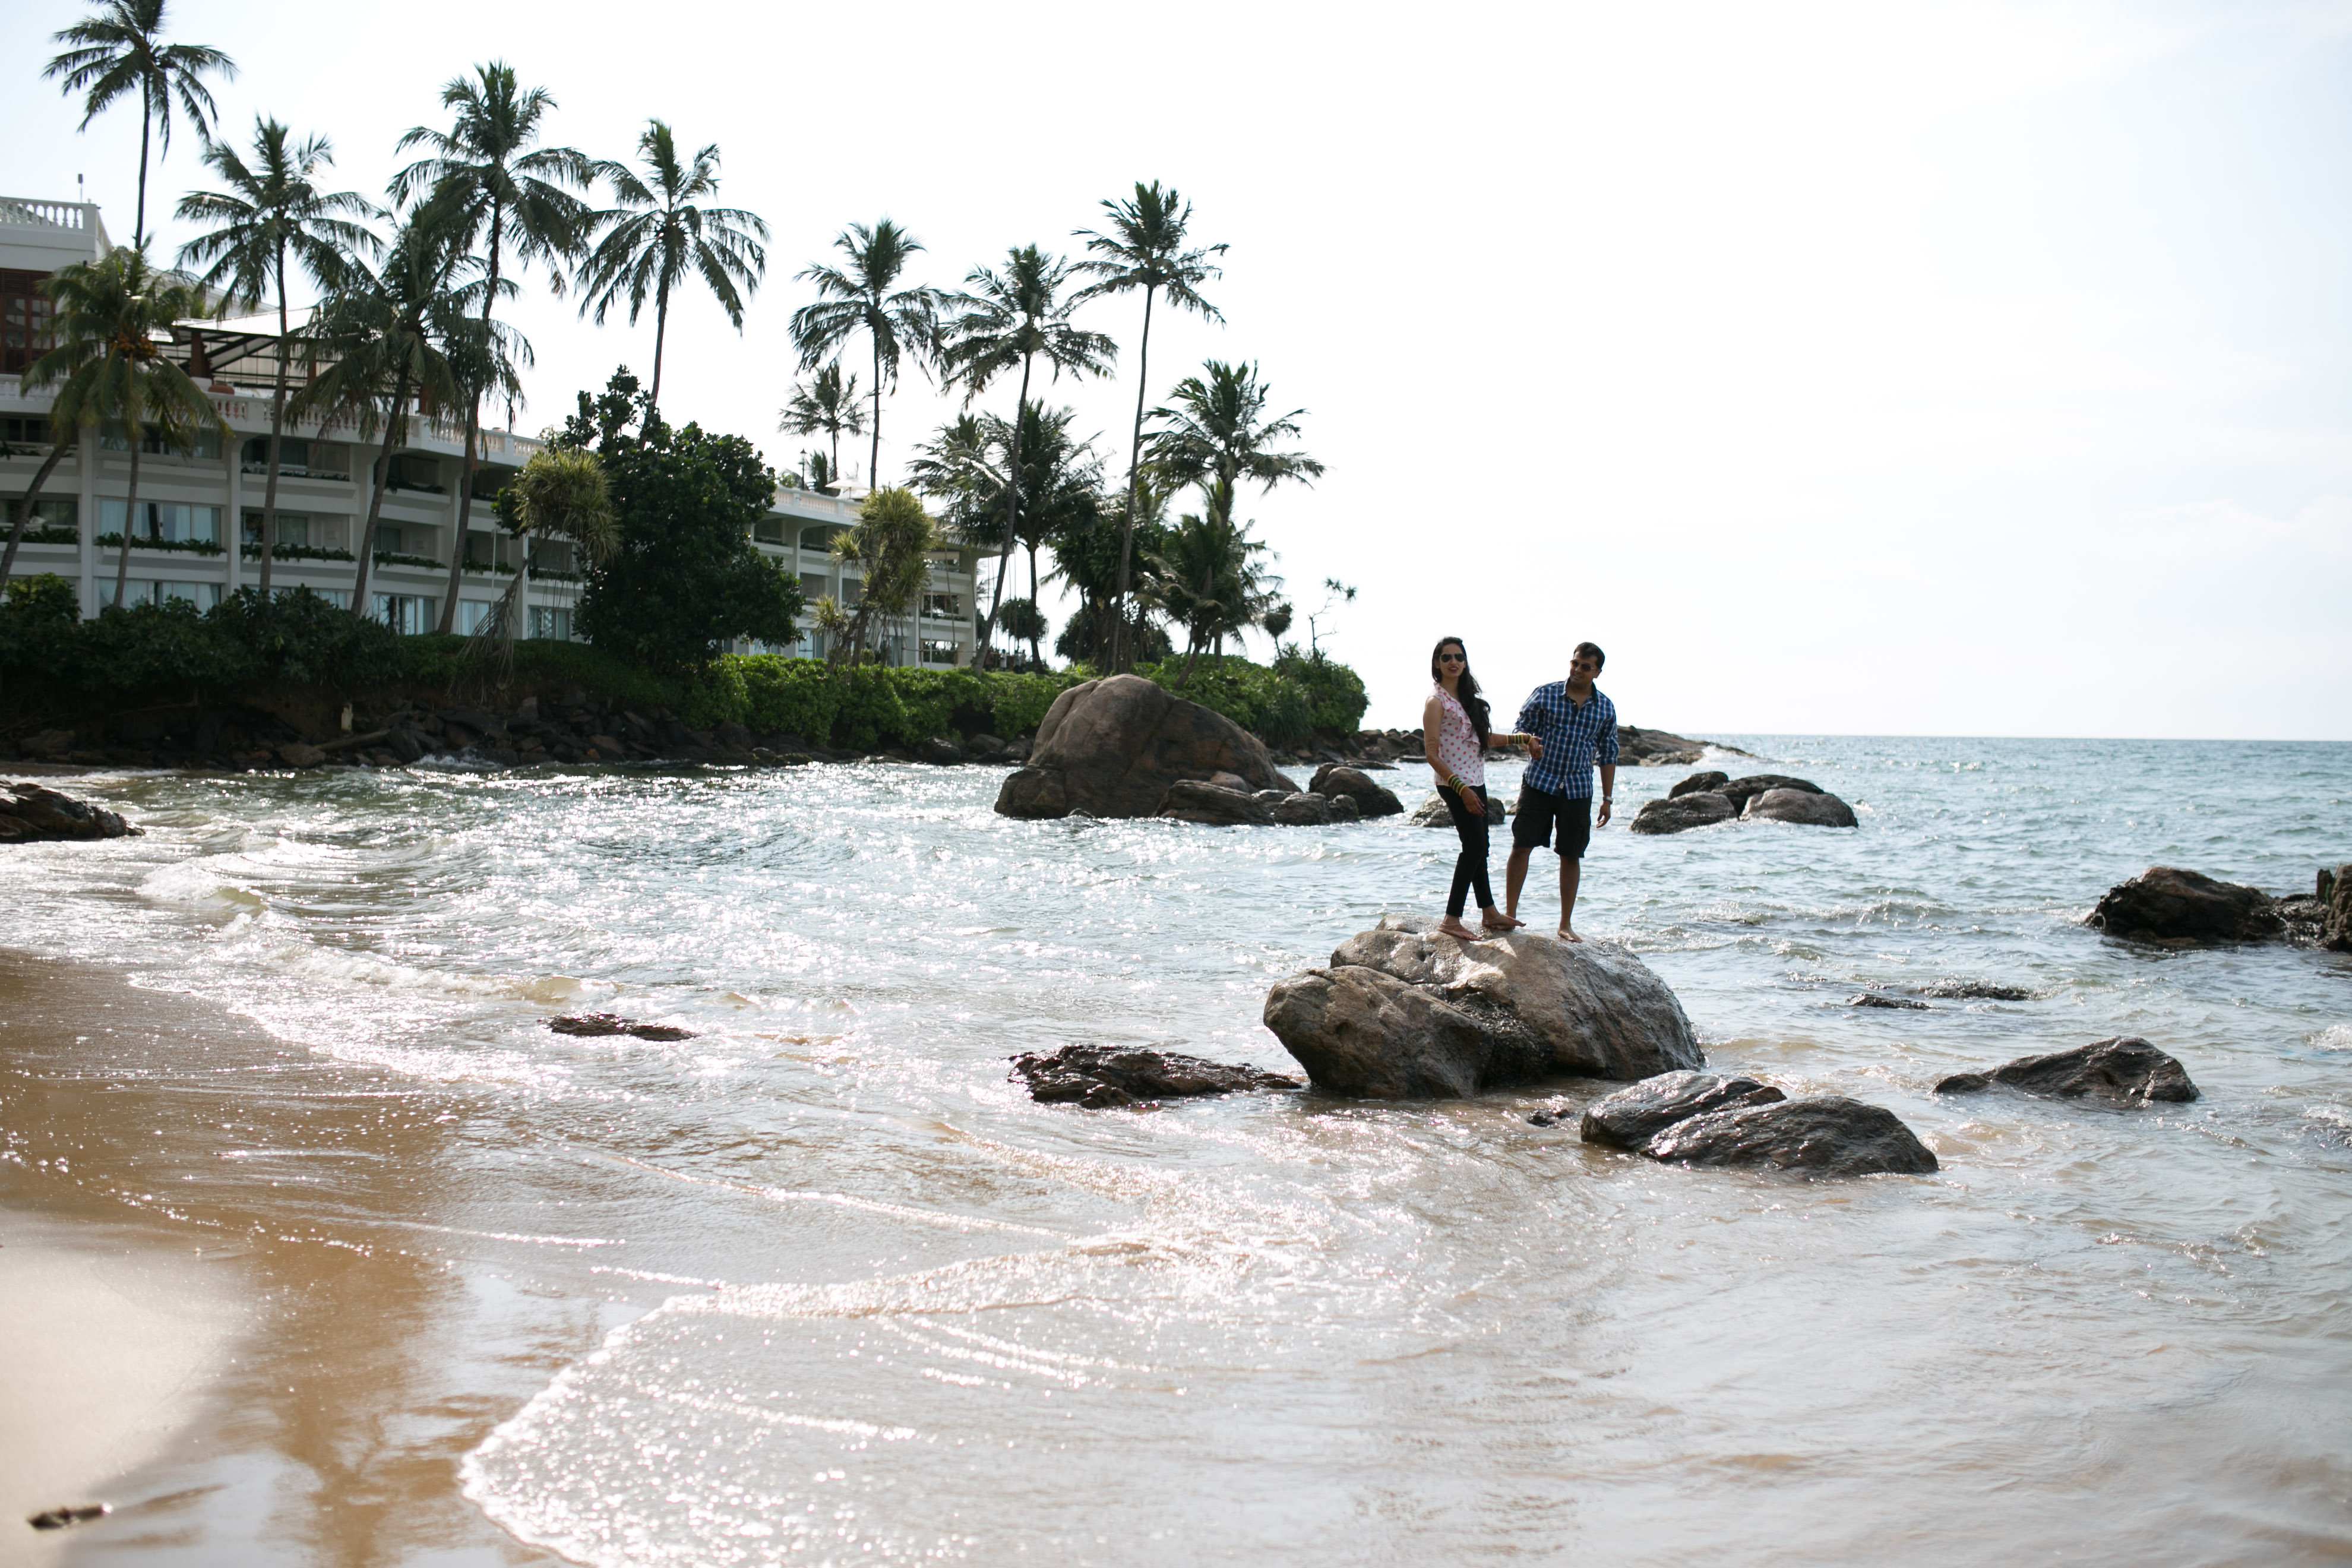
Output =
[{"x1": 0, "y1": 952, "x2": 611, "y2": 1566}]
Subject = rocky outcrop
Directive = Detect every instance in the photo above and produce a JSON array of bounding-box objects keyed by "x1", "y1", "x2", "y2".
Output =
[
  {"x1": 996, "y1": 674, "x2": 1299, "y2": 820},
  {"x1": 1308, "y1": 764, "x2": 1404, "y2": 818},
  {"x1": 1010, "y1": 1044, "x2": 1300, "y2": 1108},
  {"x1": 1260, "y1": 915, "x2": 1703, "y2": 1098},
  {"x1": 1643, "y1": 1096, "x2": 1941, "y2": 1175},
  {"x1": 1850, "y1": 992, "x2": 1929, "y2": 1009},
  {"x1": 0, "y1": 782, "x2": 138, "y2": 842},
  {"x1": 1630, "y1": 791, "x2": 1735, "y2": 834},
  {"x1": 1935, "y1": 1036, "x2": 2198, "y2": 1105},
  {"x1": 1161, "y1": 780, "x2": 1274, "y2": 825},
  {"x1": 1744, "y1": 787, "x2": 1858, "y2": 827},
  {"x1": 1411, "y1": 790, "x2": 1511, "y2": 827},
  {"x1": 1620, "y1": 726, "x2": 1752, "y2": 766},
  {"x1": 1668, "y1": 770, "x2": 1728, "y2": 798},
  {"x1": 1716, "y1": 774, "x2": 1826, "y2": 814},
  {"x1": 548, "y1": 1013, "x2": 696, "y2": 1041},
  {"x1": 2327, "y1": 864, "x2": 2352, "y2": 953},
  {"x1": 1919, "y1": 979, "x2": 2031, "y2": 1001},
  {"x1": 2088, "y1": 867, "x2": 2284, "y2": 944},
  {"x1": 1575, "y1": 1070, "x2": 1786, "y2": 1147}
]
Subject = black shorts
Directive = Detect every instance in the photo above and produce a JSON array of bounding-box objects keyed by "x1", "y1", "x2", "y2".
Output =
[{"x1": 1513, "y1": 786, "x2": 1592, "y2": 859}]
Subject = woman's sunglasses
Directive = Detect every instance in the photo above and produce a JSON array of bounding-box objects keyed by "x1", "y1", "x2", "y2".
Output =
[{"x1": 1437, "y1": 652, "x2": 1466, "y2": 663}]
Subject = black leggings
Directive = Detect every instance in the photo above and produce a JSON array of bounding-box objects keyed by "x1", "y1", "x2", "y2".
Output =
[{"x1": 1438, "y1": 783, "x2": 1494, "y2": 918}]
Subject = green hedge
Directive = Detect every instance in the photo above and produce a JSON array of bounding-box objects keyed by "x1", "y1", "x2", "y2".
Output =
[{"x1": 1128, "y1": 653, "x2": 1368, "y2": 745}]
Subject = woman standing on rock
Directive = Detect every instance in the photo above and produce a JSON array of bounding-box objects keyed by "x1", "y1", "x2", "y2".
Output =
[{"x1": 1424, "y1": 637, "x2": 1537, "y2": 942}]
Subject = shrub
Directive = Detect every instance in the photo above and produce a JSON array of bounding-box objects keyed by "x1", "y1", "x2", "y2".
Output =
[
  {"x1": 211, "y1": 587, "x2": 403, "y2": 690},
  {"x1": 831, "y1": 665, "x2": 908, "y2": 751},
  {"x1": 988, "y1": 671, "x2": 1083, "y2": 737},
  {"x1": 739, "y1": 656, "x2": 841, "y2": 741}
]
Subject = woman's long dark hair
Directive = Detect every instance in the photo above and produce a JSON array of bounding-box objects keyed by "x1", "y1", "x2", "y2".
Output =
[{"x1": 1430, "y1": 636, "x2": 1491, "y2": 747}]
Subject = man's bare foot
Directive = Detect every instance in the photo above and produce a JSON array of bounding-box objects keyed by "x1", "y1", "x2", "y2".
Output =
[
  {"x1": 1481, "y1": 909, "x2": 1523, "y2": 931},
  {"x1": 1556, "y1": 925, "x2": 1584, "y2": 943},
  {"x1": 1436, "y1": 916, "x2": 1481, "y2": 941}
]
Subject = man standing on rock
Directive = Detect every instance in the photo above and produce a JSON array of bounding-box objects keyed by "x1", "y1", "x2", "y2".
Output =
[{"x1": 1506, "y1": 642, "x2": 1617, "y2": 942}]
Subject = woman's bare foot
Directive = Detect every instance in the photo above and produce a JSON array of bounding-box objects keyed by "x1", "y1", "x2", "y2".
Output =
[
  {"x1": 1436, "y1": 916, "x2": 1481, "y2": 941},
  {"x1": 1480, "y1": 908, "x2": 1523, "y2": 931},
  {"x1": 1556, "y1": 925, "x2": 1584, "y2": 943}
]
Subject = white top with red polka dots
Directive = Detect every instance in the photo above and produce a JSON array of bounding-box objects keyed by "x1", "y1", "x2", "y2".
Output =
[{"x1": 1431, "y1": 685, "x2": 1484, "y2": 791}]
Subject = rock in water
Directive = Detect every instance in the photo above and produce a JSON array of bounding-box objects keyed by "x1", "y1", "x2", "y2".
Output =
[
  {"x1": 1260, "y1": 915, "x2": 1703, "y2": 1098},
  {"x1": 1011, "y1": 1044, "x2": 1300, "y2": 1109},
  {"x1": 1644, "y1": 1096, "x2": 1941, "y2": 1175},
  {"x1": 1716, "y1": 774, "x2": 1826, "y2": 814},
  {"x1": 1934, "y1": 1035, "x2": 2198, "y2": 1105},
  {"x1": 1850, "y1": 992, "x2": 1929, "y2": 1009},
  {"x1": 1668, "y1": 770, "x2": 1730, "y2": 798},
  {"x1": 1743, "y1": 787, "x2": 1859, "y2": 827},
  {"x1": 1161, "y1": 780, "x2": 1274, "y2": 825},
  {"x1": 1308, "y1": 764, "x2": 1405, "y2": 817},
  {"x1": 2088, "y1": 866, "x2": 2283, "y2": 943},
  {"x1": 0, "y1": 782, "x2": 138, "y2": 842},
  {"x1": 1271, "y1": 792, "x2": 1334, "y2": 826},
  {"x1": 1918, "y1": 979, "x2": 2031, "y2": 1001},
  {"x1": 1410, "y1": 791, "x2": 1510, "y2": 827},
  {"x1": 2328, "y1": 862, "x2": 2352, "y2": 953},
  {"x1": 548, "y1": 1013, "x2": 696, "y2": 1042},
  {"x1": 995, "y1": 674, "x2": 1298, "y2": 819},
  {"x1": 1578, "y1": 1070, "x2": 1787, "y2": 1149},
  {"x1": 1630, "y1": 791, "x2": 1735, "y2": 835}
]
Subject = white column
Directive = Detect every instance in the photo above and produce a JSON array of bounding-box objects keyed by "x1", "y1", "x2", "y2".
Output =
[
  {"x1": 223, "y1": 426, "x2": 242, "y2": 594},
  {"x1": 76, "y1": 440, "x2": 96, "y2": 617}
]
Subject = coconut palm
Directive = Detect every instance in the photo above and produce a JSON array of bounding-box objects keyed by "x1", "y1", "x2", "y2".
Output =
[
  {"x1": 393, "y1": 63, "x2": 599, "y2": 634},
  {"x1": 176, "y1": 118, "x2": 380, "y2": 595},
  {"x1": 291, "y1": 215, "x2": 469, "y2": 617},
  {"x1": 1143, "y1": 500, "x2": 1285, "y2": 686},
  {"x1": 1146, "y1": 359, "x2": 1324, "y2": 532},
  {"x1": 791, "y1": 220, "x2": 946, "y2": 489},
  {"x1": 1070, "y1": 183, "x2": 1226, "y2": 668},
  {"x1": 576, "y1": 120, "x2": 767, "y2": 415},
  {"x1": 1047, "y1": 477, "x2": 1172, "y2": 668},
  {"x1": 17, "y1": 246, "x2": 225, "y2": 611},
  {"x1": 937, "y1": 246, "x2": 1114, "y2": 653},
  {"x1": 44, "y1": 0, "x2": 236, "y2": 250},
  {"x1": 777, "y1": 362, "x2": 867, "y2": 486},
  {"x1": 908, "y1": 413, "x2": 996, "y2": 546}
]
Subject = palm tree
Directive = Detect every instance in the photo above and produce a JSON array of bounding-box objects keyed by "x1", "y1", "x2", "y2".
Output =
[
  {"x1": 1147, "y1": 359, "x2": 1324, "y2": 532},
  {"x1": 937, "y1": 246, "x2": 1114, "y2": 653},
  {"x1": 1071, "y1": 183, "x2": 1226, "y2": 669},
  {"x1": 791, "y1": 220, "x2": 946, "y2": 489},
  {"x1": 291, "y1": 215, "x2": 467, "y2": 617},
  {"x1": 18, "y1": 246, "x2": 225, "y2": 611},
  {"x1": 44, "y1": 0, "x2": 235, "y2": 251},
  {"x1": 393, "y1": 64, "x2": 598, "y2": 634},
  {"x1": 829, "y1": 486, "x2": 937, "y2": 664},
  {"x1": 777, "y1": 362, "x2": 867, "y2": 485},
  {"x1": 911, "y1": 403, "x2": 1101, "y2": 668},
  {"x1": 1046, "y1": 477, "x2": 1173, "y2": 668},
  {"x1": 1144, "y1": 502, "x2": 1285, "y2": 686},
  {"x1": 576, "y1": 120, "x2": 767, "y2": 415},
  {"x1": 466, "y1": 444, "x2": 615, "y2": 664},
  {"x1": 176, "y1": 118, "x2": 379, "y2": 596}
]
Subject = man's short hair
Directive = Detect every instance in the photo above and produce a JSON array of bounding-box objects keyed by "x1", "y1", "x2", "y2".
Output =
[{"x1": 1573, "y1": 640, "x2": 1606, "y2": 672}]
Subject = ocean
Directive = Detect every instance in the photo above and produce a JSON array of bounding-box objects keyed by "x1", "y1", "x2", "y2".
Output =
[{"x1": 1, "y1": 736, "x2": 2346, "y2": 1566}]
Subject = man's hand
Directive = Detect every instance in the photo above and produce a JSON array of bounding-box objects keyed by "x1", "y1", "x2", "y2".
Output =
[
  {"x1": 1525, "y1": 736, "x2": 1544, "y2": 763},
  {"x1": 1596, "y1": 797, "x2": 1612, "y2": 827}
]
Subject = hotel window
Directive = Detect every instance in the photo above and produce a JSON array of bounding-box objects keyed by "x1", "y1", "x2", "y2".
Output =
[
  {"x1": 921, "y1": 592, "x2": 961, "y2": 619},
  {"x1": 800, "y1": 571, "x2": 828, "y2": 598},
  {"x1": 242, "y1": 510, "x2": 310, "y2": 548},
  {"x1": 101, "y1": 500, "x2": 222, "y2": 544},
  {"x1": 754, "y1": 517, "x2": 786, "y2": 545},
  {"x1": 454, "y1": 599, "x2": 498, "y2": 634},
  {"x1": 2, "y1": 415, "x2": 53, "y2": 445},
  {"x1": 242, "y1": 436, "x2": 315, "y2": 474},
  {"x1": 100, "y1": 422, "x2": 220, "y2": 459},
  {"x1": 99, "y1": 579, "x2": 222, "y2": 611},
  {"x1": 372, "y1": 593, "x2": 432, "y2": 634},
  {"x1": 1, "y1": 270, "x2": 55, "y2": 375},
  {"x1": 11, "y1": 498, "x2": 75, "y2": 533},
  {"x1": 387, "y1": 454, "x2": 441, "y2": 491},
  {"x1": 527, "y1": 605, "x2": 571, "y2": 641},
  {"x1": 920, "y1": 638, "x2": 957, "y2": 665},
  {"x1": 376, "y1": 525, "x2": 403, "y2": 555}
]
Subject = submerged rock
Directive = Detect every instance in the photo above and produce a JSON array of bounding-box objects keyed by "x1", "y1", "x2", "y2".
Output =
[
  {"x1": 1308, "y1": 764, "x2": 1405, "y2": 818},
  {"x1": 995, "y1": 674, "x2": 1298, "y2": 820},
  {"x1": 1576, "y1": 1070, "x2": 1787, "y2": 1148},
  {"x1": 1935, "y1": 1035, "x2": 2198, "y2": 1106},
  {"x1": 1260, "y1": 915, "x2": 1703, "y2": 1098},
  {"x1": 0, "y1": 782, "x2": 138, "y2": 842},
  {"x1": 2088, "y1": 865, "x2": 2283, "y2": 944},
  {"x1": 1010, "y1": 1044, "x2": 1300, "y2": 1109},
  {"x1": 1630, "y1": 791, "x2": 1735, "y2": 834},
  {"x1": 2328, "y1": 863, "x2": 2352, "y2": 953},
  {"x1": 1918, "y1": 979, "x2": 2032, "y2": 1001},
  {"x1": 1849, "y1": 992, "x2": 1929, "y2": 1010},
  {"x1": 1743, "y1": 787, "x2": 1858, "y2": 827},
  {"x1": 1643, "y1": 1095, "x2": 1941, "y2": 1176},
  {"x1": 1411, "y1": 790, "x2": 1510, "y2": 827},
  {"x1": 1161, "y1": 780, "x2": 1275, "y2": 825},
  {"x1": 1668, "y1": 770, "x2": 1730, "y2": 798},
  {"x1": 548, "y1": 1013, "x2": 696, "y2": 1042}
]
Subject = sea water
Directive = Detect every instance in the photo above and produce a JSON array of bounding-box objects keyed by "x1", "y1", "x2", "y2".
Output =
[{"x1": 1, "y1": 736, "x2": 2346, "y2": 1566}]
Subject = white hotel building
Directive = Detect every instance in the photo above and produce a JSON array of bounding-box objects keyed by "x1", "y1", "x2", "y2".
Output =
[{"x1": 0, "y1": 194, "x2": 980, "y2": 666}]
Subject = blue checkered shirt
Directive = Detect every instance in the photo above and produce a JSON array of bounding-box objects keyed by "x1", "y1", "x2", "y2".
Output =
[{"x1": 1515, "y1": 682, "x2": 1618, "y2": 799}]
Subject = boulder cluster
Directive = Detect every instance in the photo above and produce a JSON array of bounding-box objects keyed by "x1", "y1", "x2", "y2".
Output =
[
  {"x1": 0, "y1": 780, "x2": 138, "y2": 843},
  {"x1": 1564, "y1": 1070, "x2": 1940, "y2": 1177},
  {"x1": 2089, "y1": 864, "x2": 2349, "y2": 950},
  {"x1": 1936, "y1": 1036, "x2": 2198, "y2": 1105},
  {"x1": 1631, "y1": 771, "x2": 1858, "y2": 834},
  {"x1": 1009, "y1": 1044, "x2": 1300, "y2": 1109}
]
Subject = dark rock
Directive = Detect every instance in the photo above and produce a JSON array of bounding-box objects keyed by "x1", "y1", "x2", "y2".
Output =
[
  {"x1": 1308, "y1": 764, "x2": 1405, "y2": 817},
  {"x1": 1619, "y1": 726, "x2": 1750, "y2": 765},
  {"x1": 547, "y1": 1013, "x2": 696, "y2": 1042},
  {"x1": 994, "y1": 674, "x2": 1298, "y2": 819},
  {"x1": 1326, "y1": 794, "x2": 1361, "y2": 822},
  {"x1": 1272, "y1": 792, "x2": 1333, "y2": 826},
  {"x1": 1850, "y1": 992, "x2": 1929, "y2": 1009},
  {"x1": 714, "y1": 720, "x2": 753, "y2": 750},
  {"x1": 277, "y1": 742, "x2": 328, "y2": 769},
  {"x1": 28, "y1": 1504, "x2": 109, "y2": 1531},
  {"x1": 480, "y1": 745, "x2": 520, "y2": 768},
  {"x1": 1643, "y1": 1095, "x2": 1940, "y2": 1175},
  {"x1": 1526, "y1": 1108, "x2": 1566, "y2": 1126},
  {"x1": 2088, "y1": 866, "x2": 2284, "y2": 944},
  {"x1": 1668, "y1": 770, "x2": 1730, "y2": 799},
  {"x1": 1260, "y1": 915, "x2": 1703, "y2": 1098},
  {"x1": 1410, "y1": 790, "x2": 1510, "y2": 827},
  {"x1": 2326, "y1": 862, "x2": 2352, "y2": 953},
  {"x1": 0, "y1": 782, "x2": 138, "y2": 842},
  {"x1": 1743, "y1": 787, "x2": 1858, "y2": 827},
  {"x1": 965, "y1": 733, "x2": 1007, "y2": 759},
  {"x1": 1578, "y1": 1070, "x2": 1788, "y2": 1149},
  {"x1": 516, "y1": 695, "x2": 540, "y2": 723},
  {"x1": 1010, "y1": 1044, "x2": 1300, "y2": 1107},
  {"x1": 1717, "y1": 774, "x2": 1824, "y2": 814},
  {"x1": 1629, "y1": 791, "x2": 1735, "y2": 834},
  {"x1": 385, "y1": 727, "x2": 426, "y2": 764},
  {"x1": 1934, "y1": 1035, "x2": 2198, "y2": 1106},
  {"x1": 23, "y1": 729, "x2": 74, "y2": 759},
  {"x1": 585, "y1": 734, "x2": 626, "y2": 760},
  {"x1": 1918, "y1": 979, "x2": 2031, "y2": 1001},
  {"x1": 439, "y1": 706, "x2": 504, "y2": 740},
  {"x1": 914, "y1": 737, "x2": 963, "y2": 765},
  {"x1": 1160, "y1": 780, "x2": 1274, "y2": 825}
]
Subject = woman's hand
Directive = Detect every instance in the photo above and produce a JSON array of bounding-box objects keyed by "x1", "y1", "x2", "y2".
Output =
[{"x1": 1459, "y1": 788, "x2": 1485, "y2": 817}]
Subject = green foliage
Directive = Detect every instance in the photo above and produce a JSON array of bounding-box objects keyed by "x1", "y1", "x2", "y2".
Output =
[
  {"x1": 673, "y1": 658, "x2": 1079, "y2": 748},
  {"x1": 830, "y1": 665, "x2": 909, "y2": 751},
  {"x1": 1276, "y1": 647, "x2": 1370, "y2": 734},
  {"x1": 1130, "y1": 652, "x2": 1367, "y2": 742},
  {"x1": 210, "y1": 587, "x2": 403, "y2": 688},
  {"x1": 3, "y1": 574, "x2": 79, "y2": 624},
  {"x1": 394, "y1": 634, "x2": 682, "y2": 710},
  {"x1": 987, "y1": 671, "x2": 1082, "y2": 736}
]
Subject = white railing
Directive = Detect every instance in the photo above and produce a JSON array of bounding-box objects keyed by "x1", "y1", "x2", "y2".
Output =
[{"x1": 0, "y1": 197, "x2": 91, "y2": 230}]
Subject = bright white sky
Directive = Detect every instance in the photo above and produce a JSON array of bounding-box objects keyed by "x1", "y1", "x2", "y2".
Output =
[{"x1": 8, "y1": 0, "x2": 2350, "y2": 738}]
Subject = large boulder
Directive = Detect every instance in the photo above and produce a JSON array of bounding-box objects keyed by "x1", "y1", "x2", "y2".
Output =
[
  {"x1": 1161, "y1": 780, "x2": 1273, "y2": 825},
  {"x1": 1630, "y1": 791, "x2": 1735, "y2": 834},
  {"x1": 1643, "y1": 1096, "x2": 1940, "y2": 1176},
  {"x1": 995, "y1": 674, "x2": 1298, "y2": 819},
  {"x1": 2328, "y1": 864, "x2": 2352, "y2": 953},
  {"x1": 1716, "y1": 774, "x2": 1825, "y2": 814},
  {"x1": 1411, "y1": 790, "x2": 1510, "y2": 827},
  {"x1": 0, "y1": 782, "x2": 138, "y2": 843},
  {"x1": 1668, "y1": 770, "x2": 1729, "y2": 798},
  {"x1": 1010, "y1": 1044, "x2": 1299, "y2": 1109},
  {"x1": 1935, "y1": 1035, "x2": 2198, "y2": 1105},
  {"x1": 2088, "y1": 866, "x2": 2283, "y2": 943},
  {"x1": 1308, "y1": 764, "x2": 1404, "y2": 818},
  {"x1": 1743, "y1": 787, "x2": 1858, "y2": 827},
  {"x1": 1577, "y1": 1070, "x2": 1786, "y2": 1148},
  {"x1": 1261, "y1": 915, "x2": 1703, "y2": 1098}
]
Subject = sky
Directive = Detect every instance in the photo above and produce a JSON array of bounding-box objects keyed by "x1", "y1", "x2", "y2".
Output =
[{"x1": 7, "y1": 0, "x2": 2350, "y2": 738}]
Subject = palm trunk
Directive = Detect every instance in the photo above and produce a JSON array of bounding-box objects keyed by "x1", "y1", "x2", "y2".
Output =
[
  {"x1": 1111, "y1": 283, "x2": 1157, "y2": 672},
  {"x1": 112, "y1": 439, "x2": 141, "y2": 610},
  {"x1": 439, "y1": 195, "x2": 505, "y2": 635},
  {"x1": 260, "y1": 251, "x2": 289, "y2": 596},
  {"x1": 351, "y1": 372, "x2": 408, "y2": 617},
  {"x1": 649, "y1": 280, "x2": 669, "y2": 416},
  {"x1": 134, "y1": 97, "x2": 153, "y2": 250},
  {"x1": 975, "y1": 359, "x2": 1033, "y2": 656},
  {"x1": 869, "y1": 336, "x2": 883, "y2": 488},
  {"x1": 1, "y1": 437, "x2": 73, "y2": 584},
  {"x1": 1026, "y1": 540, "x2": 1042, "y2": 668}
]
